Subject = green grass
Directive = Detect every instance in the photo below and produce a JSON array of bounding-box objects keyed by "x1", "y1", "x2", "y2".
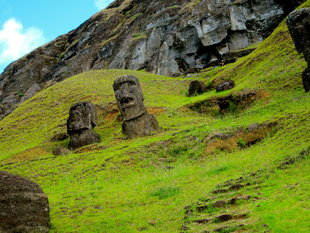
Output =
[{"x1": 0, "y1": 1, "x2": 310, "y2": 232}]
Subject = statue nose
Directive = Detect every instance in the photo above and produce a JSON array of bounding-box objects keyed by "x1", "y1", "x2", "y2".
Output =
[{"x1": 120, "y1": 96, "x2": 134, "y2": 104}]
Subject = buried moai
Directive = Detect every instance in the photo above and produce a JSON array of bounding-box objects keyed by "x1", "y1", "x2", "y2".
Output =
[
  {"x1": 0, "y1": 171, "x2": 50, "y2": 233},
  {"x1": 287, "y1": 8, "x2": 310, "y2": 92},
  {"x1": 67, "y1": 102, "x2": 101, "y2": 150},
  {"x1": 113, "y1": 75, "x2": 160, "y2": 138}
]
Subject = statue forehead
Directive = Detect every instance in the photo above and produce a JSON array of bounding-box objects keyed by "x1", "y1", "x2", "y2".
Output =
[
  {"x1": 70, "y1": 102, "x2": 92, "y2": 113},
  {"x1": 113, "y1": 75, "x2": 140, "y2": 89},
  {"x1": 288, "y1": 8, "x2": 310, "y2": 23}
]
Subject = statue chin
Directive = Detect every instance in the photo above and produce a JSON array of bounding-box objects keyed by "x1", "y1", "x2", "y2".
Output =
[{"x1": 121, "y1": 105, "x2": 145, "y2": 121}]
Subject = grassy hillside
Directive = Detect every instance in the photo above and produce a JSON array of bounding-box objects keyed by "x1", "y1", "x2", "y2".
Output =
[{"x1": 0, "y1": 1, "x2": 309, "y2": 232}]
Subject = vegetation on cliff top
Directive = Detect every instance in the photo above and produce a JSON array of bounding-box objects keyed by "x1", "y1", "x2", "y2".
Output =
[{"x1": 0, "y1": 1, "x2": 309, "y2": 232}]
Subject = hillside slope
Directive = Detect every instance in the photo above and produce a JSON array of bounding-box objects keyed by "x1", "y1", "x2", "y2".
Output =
[
  {"x1": 0, "y1": 0, "x2": 305, "y2": 119},
  {"x1": 0, "y1": 1, "x2": 310, "y2": 232}
]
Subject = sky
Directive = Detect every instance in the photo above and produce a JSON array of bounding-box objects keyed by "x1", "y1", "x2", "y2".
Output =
[{"x1": 0, "y1": 0, "x2": 114, "y2": 73}]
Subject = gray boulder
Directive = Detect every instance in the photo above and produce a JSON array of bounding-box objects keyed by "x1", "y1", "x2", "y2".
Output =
[
  {"x1": 0, "y1": 171, "x2": 50, "y2": 233},
  {"x1": 188, "y1": 81, "x2": 208, "y2": 96},
  {"x1": 216, "y1": 80, "x2": 235, "y2": 92}
]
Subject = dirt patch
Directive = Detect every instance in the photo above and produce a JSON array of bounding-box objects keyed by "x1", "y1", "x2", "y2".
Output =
[
  {"x1": 187, "y1": 90, "x2": 269, "y2": 115},
  {"x1": 96, "y1": 103, "x2": 164, "y2": 123},
  {"x1": 50, "y1": 132, "x2": 68, "y2": 142},
  {"x1": 75, "y1": 145, "x2": 108, "y2": 154},
  {"x1": 205, "y1": 122, "x2": 277, "y2": 154},
  {"x1": 4, "y1": 147, "x2": 49, "y2": 163},
  {"x1": 147, "y1": 107, "x2": 165, "y2": 115},
  {"x1": 96, "y1": 102, "x2": 121, "y2": 123}
]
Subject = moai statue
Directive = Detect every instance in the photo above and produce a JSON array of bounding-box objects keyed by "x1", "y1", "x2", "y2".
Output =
[
  {"x1": 0, "y1": 171, "x2": 50, "y2": 233},
  {"x1": 287, "y1": 8, "x2": 310, "y2": 92},
  {"x1": 113, "y1": 75, "x2": 160, "y2": 138},
  {"x1": 67, "y1": 102, "x2": 101, "y2": 150}
]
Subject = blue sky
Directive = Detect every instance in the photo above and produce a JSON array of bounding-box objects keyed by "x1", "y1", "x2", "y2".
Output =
[{"x1": 0, "y1": 0, "x2": 114, "y2": 72}]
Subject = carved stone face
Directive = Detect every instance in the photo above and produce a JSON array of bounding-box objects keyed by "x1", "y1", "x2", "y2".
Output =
[
  {"x1": 287, "y1": 9, "x2": 310, "y2": 64},
  {"x1": 113, "y1": 75, "x2": 146, "y2": 121},
  {"x1": 67, "y1": 102, "x2": 96, "y2": 133}
]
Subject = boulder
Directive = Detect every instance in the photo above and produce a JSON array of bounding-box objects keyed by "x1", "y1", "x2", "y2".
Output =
[
  {"x1": 0, "y1": 171, "x2": 50, "y2": 233},
  {"x1": 188, "y1": 80, "x2": 208, "y2": 96},
  {"x1": 216, "y1": 80, "x2": 235, "y2": 92}
]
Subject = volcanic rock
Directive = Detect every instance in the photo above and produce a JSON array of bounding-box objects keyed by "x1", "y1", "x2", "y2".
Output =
[
  {"x1": 216, "y1": 80, "x2": 235, "y2": 92},
  {"x1": 113, "y1": 75, "x2": 160, "y2": 138},
  {"x1": 67, "y1": 102, "x2": 101, "y2": 150},
  {"x1": 287, "y1": 8, "x2": 310, "y2": 92},
  {"x1": 0, "y1": 171, "x2": 50, "y2": 233},
  {"x1": 188, "y1": 80, "x2": 208, "y2": 96},
  {"x1": 0, "y1": 0, "x2": 299, "y2": 119}
]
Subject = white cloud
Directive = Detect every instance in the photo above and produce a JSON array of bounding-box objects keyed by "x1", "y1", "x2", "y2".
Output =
[
  {"x1": 95, "y1": 0, "x2": 114, "y2": 10},
  {"x1": 0, "y1": 18, "x2": 45, "y2": 65}
]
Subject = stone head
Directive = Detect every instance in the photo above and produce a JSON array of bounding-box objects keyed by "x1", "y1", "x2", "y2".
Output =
[
  {"x1": 113, "y1": 75, "x2": 146, "y2": 121},
  {"x1": 287, "y1": 8, "x2": 310, "y2": 64},
  {"x1": 67, "y1": 102, "x2": 97, "y2": 134}
]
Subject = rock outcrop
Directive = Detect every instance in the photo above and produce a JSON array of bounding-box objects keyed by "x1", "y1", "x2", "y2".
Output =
[
  {"x1": 0, "y1": 0, "x2": 305, "y2": 119},
  {"x1": 67, "y1": 102, "x2": 101, "y2": 150},
  {"x1": 287, "y1": 8, "x2": 310, "y2": 92},
  {"x1": 113, "y1": 75, "x2": 159, "y2": 138},
  {"x1": 0, "y1": 171, "x2": 50, "y2": 233},
  {"x1": 216, "y1": 80, "x2": 235, "y2": 92}
]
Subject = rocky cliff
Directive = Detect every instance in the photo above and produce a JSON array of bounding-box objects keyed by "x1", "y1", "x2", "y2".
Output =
[{"x1": 0, "y1": 0, "x2": 304, "y2": 119}]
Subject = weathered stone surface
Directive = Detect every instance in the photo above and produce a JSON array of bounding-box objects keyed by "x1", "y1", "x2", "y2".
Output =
[
  {"x1": 113, "y1": 75, "x2": 146, "y2": 121},
  {"x1": 0, "y1": 0, "x2": 302, "y2": 119},
  {"x1": 188, "y1": 80, "x2": 207, "y2": 96},
  {"x1": 67, "y1": 102, "x2": 101, "y2": 150},
  {"x1": 287, "y1": 8, "x2": 310, "y2": 92},
  {"x1": 0, "y1": 171, "x2": 50, "y2": 233},
  {"x1": 122, "y1": 113, "x2": 160, "y2": 138},
  {"x1": 287, "y1": 8, "x2": 310, "y2": 58},
  {"x1": 113, "y1": 75, "x2": 159, "y2": 138},
  {"x1": 302, "y1": 69, "x2": 310, "y2": 92},
  {"x1": 216, "y1": 80, "x2": 235, "y2": 92}
]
